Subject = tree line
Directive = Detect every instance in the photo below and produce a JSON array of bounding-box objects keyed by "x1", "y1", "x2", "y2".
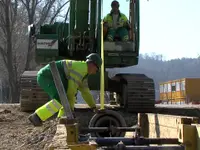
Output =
[{"x1": 0, "y1": 0, "x2": 69, "y2": 102}]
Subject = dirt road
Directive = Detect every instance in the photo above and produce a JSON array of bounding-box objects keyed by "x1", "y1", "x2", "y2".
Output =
[{"x1": 0, "y1": 104, "x2": 56, "y2": 150}]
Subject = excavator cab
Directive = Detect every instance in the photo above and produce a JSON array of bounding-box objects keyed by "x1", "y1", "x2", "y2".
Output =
[
  {"x1": 101, "y1": 0, "x2": 140, "y2": 68},
  {"x1": 34, "y1": 0, "x2": 140, "y2": 68}
]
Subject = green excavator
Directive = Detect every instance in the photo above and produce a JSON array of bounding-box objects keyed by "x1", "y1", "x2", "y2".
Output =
[{"x1": 20, "y1": 0, "x2": 155, "y2": 113}]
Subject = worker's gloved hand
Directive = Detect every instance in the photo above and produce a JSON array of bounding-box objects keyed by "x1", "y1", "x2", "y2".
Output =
[
  {"x1": 97, "y1": 109, "x2": 106, "y2": 113},
  {"x1": 92, "y1": 107, "x2": 105, "y2": 114}
]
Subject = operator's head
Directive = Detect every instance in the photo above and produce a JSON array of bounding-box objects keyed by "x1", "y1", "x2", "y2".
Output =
[
  {"x1": 86, "y1": 53, "x2": 102, "y2": 75},
  {"x1": 111, "y1": 0, "x2": 119, "y2": 13}
]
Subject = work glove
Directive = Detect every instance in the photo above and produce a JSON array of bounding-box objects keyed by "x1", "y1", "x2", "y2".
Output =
[{"x1": 91, "y1": 107, "x2": 105, "y2": 114}]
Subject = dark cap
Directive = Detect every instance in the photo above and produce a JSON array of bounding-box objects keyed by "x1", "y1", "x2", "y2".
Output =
[{"x1": 111, "y1": 0, "x2": 119, "y2": 7}]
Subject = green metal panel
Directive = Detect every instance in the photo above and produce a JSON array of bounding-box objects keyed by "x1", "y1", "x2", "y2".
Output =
[
  {"x1": 40, "y1": 22, "x2": 69, "y2": 38},
  {"x1": 104, "y1": 51, "x2": 138, "y2": 67},
  {"x1": 40, "y1": 24, "x2": 57, "y2": 34},
  {"x1": 56, "y1": 22, "x2": 69, "y2": 38},
  {"x1": 75, "y1": 0, "x2": 89, "y2": 32},
  {"x1": 89, "y1": 0, "x2": 97, "y2": 50},
  {"x1": 134, "y1": 0, "x2": 140, "y2": 59},
  {"x1": 69, "y1": 0, "x2": 75, "y2": 36},
  {"x1": 36, "y1": 34, "x2": 58, "y2": 39},
  {"x1": 88, "y1": 71, "x2": 109, "y2": 91},
  {"x1": 88, "y1": 0, "x2": 102, "y2": 91},
  {"x1": 96, "y1": 0, "x2": 102, "y2": 54}
]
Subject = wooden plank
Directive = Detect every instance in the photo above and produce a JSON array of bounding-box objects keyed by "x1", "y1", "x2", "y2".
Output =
[
  {"x1": 138, "y1": 113, "x2": 199, "y2": 138},
  {"x1": 195, "y1": 124, "x2": 200, "y2": 150}
]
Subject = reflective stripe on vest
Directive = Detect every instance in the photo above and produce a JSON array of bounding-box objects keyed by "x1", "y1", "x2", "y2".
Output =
[
  {"x1": 36, "y1": 99, "x2": 62, "y2": 121},
  {"x1": 62, "y1": 60, "x2": 88, "y2": 88},
  {"x1": 46, "y1": 99, "x2": 62, "y2": 115},
  {"x1": 104, "y1": 13, "x2": 127, "y2": 28}
]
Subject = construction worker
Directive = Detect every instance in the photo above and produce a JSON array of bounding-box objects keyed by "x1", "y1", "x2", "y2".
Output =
[
  {"x1": 103, "y1": 0, "x2": 130, "y2": 41},
  {"x1": 28, "y1": 53, "x2": 102, "y2": 126}
]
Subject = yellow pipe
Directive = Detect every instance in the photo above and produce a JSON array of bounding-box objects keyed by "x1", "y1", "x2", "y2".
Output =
[{"x1": 100, "y1": 21, "x2": 105, "y2": 110}]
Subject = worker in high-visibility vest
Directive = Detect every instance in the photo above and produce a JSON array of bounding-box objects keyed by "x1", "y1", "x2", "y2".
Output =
[
  {"x1": 103, "y1": 0, "x2": 130, "y2": 41},
  {"x1": 28, "y1": 53, "x2": 102, "y2": 126}
]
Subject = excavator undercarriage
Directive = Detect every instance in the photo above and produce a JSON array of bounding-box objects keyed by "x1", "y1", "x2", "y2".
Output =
[{"x1": 20, "y1": 71, "x2": 155, "y2": 112}]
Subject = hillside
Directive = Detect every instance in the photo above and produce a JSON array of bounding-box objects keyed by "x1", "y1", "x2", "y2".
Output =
[{"x1": 76, "y1": 54, "x2": 200, "y2": 102}]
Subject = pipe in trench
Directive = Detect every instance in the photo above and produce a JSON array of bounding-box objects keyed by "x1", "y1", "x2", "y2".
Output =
[
  {"x1": 89, "y1": 137, "x2": 180, "y2": 146},
  {"x1": 103, "y1": 145, "x2": 185, "y2": 150}
]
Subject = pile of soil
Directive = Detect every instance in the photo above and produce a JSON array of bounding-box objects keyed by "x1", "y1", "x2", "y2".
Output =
[{"x1": 0, "y1": 104, "x2": 57, "y2": 150}]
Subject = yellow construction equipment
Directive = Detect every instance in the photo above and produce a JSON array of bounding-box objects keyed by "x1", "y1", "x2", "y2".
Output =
[{"x1": 160, "y1": 78, "x2": 200, "y2": 104}]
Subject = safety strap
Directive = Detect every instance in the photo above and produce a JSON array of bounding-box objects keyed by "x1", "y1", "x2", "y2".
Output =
[{"x1": 63, "y1": 60, "x2": 70, "y2": 78}]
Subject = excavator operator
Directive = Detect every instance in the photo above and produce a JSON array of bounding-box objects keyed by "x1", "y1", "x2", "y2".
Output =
[
  {"x1": 103, "y1": 0, "x2": 130, "y2": 41},
  {"x1": 28, "y1": 53, "x2": 102, "y2": 126}
]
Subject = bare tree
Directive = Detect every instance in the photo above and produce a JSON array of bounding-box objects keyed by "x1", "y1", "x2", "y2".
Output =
[
  {"x1": 19, "y1": 0, "x2": 69, "y2": 70},
  {"x1": 0, "y1": 0, "x2": 20, "y2": 102},
  {"x1": 0, "y1": 0, "x2": 68, "y2": 102}
]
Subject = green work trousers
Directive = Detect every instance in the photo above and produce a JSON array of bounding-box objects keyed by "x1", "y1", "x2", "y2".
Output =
[
  {"x1": 106, "y1": 27, "x2": 129, "y2": 41},
  {"x1": 37, "y1": 60, "x2": 68, "y2": 104}
]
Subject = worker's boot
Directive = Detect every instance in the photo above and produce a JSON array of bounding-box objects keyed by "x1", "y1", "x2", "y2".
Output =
[{"x1": 28, "y1": 113, "x2": 43, "y2": 126}]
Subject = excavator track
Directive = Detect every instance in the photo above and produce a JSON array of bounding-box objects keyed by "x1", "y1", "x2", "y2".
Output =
[
  {"x1": 20, "y1": 71, "x2": 200, "y2": 117},
  {"x1": 120, "y1": 74, "x2": 155, "y2": 112},
  {"x1": 119, "y1": 74, "x2": 200, "y2": 117},
  {"x1": 20, "y1": 72, "x2": 156, "y2": 112},
  {"x1": 20, "y1": 71, "x2": 49, "y2": 111}
]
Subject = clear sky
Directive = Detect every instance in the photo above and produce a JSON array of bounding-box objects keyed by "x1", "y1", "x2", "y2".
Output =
[
  {"x1": 102, "y1": 0, "x2": 200, "y2": 60},
  {"x1": 60, "y1": 0, "x2": 200, "y2": 60}
]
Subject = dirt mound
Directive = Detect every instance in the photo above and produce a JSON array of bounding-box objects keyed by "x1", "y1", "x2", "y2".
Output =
[
  {"x1": 0, "y1": 104, "x2": 138, "y2": 150},
  {"x1": 0, "y1": 104, "x2": 57, "y2": 150}
]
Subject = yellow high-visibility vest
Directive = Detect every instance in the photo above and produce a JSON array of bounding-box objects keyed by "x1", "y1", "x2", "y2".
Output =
[
  {"x1": 36, "y1": 60, "x2": 96, "y2": 121},
  {"x1": 103, "y1": 11, "x2": 128, "y2": 28},
  {"x1": 63, "y1": 60, "x2": 96, "y2": 109}
]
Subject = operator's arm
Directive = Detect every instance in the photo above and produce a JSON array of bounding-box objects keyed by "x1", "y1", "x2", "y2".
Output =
[
  {"x1": 103, "y1": 14, "x2": 108, "y2": 22},
  {"x1": 123, "y1": 14, "x2": 128, "y2": 22},
  {"x1": 78, "y1": 78, "x2": 96, "y2": 108},
  {"x1": 103, "y1": 14, "x2": 111, "y2": 27}
]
